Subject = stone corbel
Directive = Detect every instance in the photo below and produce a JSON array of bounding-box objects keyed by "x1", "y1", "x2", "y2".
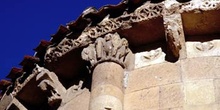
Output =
[
  {"x1": 163, "y1": 0, "x2": 186, "y2": 59},
  {"x1": 34, "y1": 66, "x2": 66, "y2": 108},
  {"x1": 81, "y1": 32, "x2": 133, "y2": 69}
]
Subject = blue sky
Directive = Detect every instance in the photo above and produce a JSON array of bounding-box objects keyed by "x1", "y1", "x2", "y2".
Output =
[{"x1": 0, "y1": 0, "x2": 120, "y2": 80}]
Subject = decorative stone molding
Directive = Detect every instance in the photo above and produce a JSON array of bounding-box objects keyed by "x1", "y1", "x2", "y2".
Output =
[
  {"x1": 12, "y1": 71, "x2": 38, "y2": 96},
  {"x1": 180, "y1": 0, "x2": 220, "y2": 12},
  {"x1": 35, "y1": 65, "x2": 66, "y2": 107},
  {"x1": 45, "y1": 2, "x2": 164, "y2": 63},
  {"x1": 81, "y1": 32, "x2": 131, "y2": 68},
  {"x1": 45, "y1": 0, "x2": 220, "y2": 63},
  {"x1": 135, "y1": 48, "x2": 166, "y2": 68}
]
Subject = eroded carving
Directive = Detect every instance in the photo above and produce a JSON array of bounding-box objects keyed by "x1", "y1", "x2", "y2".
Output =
[
  {"x1": 164, "y1": 14, "x2": 182, "y2": 58},
  {"x1": 81, "y1": 33, "x2": 131, "y2": 68},
  {"x1": 163, "y1": 0, "x2": 184, "y2": 58},
  {"x1": 195, "y1": 41, "x2": 214, "y2": 51},
  {"x1": 45, "y1": 0, "x2": 220, "y2": 63},
  {"x1": 12, "y1": 72, "x2": 37, "y2": 96},
  {"x1": 180, "y1": 0, "x2": 220, "y2": 12},
  {"x1": 45, "y1": 2, "x2": 164, "y2": 63},
  {"x1": 142, "y1": 48, "x2": 162, "y2": 60},
  {"x1": 35, "y1": 65, "x2": 66, "y2": 107},
  {"x1": 135, "y1": 48, "x2": 165, "y2": 68}
]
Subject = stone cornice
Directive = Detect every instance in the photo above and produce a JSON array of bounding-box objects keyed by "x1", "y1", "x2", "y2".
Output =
[{"x1": 44, "y1": 0, "x2": 220, "y2": 63}]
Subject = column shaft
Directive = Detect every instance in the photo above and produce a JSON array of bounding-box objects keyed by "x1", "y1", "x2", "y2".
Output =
[{"x1": 89, "y1": 62, "x2": 124, "y2": 110}]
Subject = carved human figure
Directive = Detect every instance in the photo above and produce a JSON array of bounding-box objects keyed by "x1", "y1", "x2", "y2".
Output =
[
  {"x1": 111, "y1": 33, "x2": 121, "y2": 57},
  {"x1": 104, "y1": 34, "x2": 113, "y2": 59},
  {"x1": 116, "y1": 38, "x2": 129, "y2": 62},
  {"x1": 81, "y1": 44, "x2": 97, "y2": 66},
  {"x1": 95, "y1": 37, "x2": 106, "y2": 60},
  {"x1": 81, "y1": 33, "x2": 131, "y2": 68}
]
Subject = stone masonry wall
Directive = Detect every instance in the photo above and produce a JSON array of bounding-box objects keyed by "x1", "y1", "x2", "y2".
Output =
[{"x1": 124, "y1": 56, "x2": 220, "y2": 110}]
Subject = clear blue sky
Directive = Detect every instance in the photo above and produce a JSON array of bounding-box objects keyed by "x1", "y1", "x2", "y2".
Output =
[{"x1": 0, "y1": 0, "x2": 120, "y2": 80}]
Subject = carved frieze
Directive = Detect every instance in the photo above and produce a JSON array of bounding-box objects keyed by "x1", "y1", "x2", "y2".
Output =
[
  {"x1": 81, "y1": 33, "x2": 131, "y2": 68},
  {"x1": 45, "y1": 0, "x2": 220, "y2": 63},
  {"x1": 45, "y1": 2, "x2": 164, "y2": 63},
  {"x1": 180, "y1": 0, "x2": 220, "y2": 12}
]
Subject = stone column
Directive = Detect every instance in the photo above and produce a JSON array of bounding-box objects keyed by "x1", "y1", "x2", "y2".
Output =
[{"x1": 81, "y1": 33, "x2": 131, "y2": 110}]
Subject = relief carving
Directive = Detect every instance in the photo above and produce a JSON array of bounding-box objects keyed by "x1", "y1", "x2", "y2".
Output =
[
  {"x1": 45, "y1": 2, "x2": 164, "y2": 63},
  {"x1": 81, "y1": 33, "x2": 131, "y2": 68},
  {"x1": 45, "y1": 0, "x2": 220, "y2": 63},
  {"x1": 35, "y1": 66, "x2": 66, "y2": 107},
  {"x1": 142, "y1": 48, "x2": 162, "y2": 60},
  {"x1": 180, "y1": 0, "x2": 220, "y2": 12},
  {"x1": 135, "y1": 48, "x2": 165, "y2": 68},
  {"x1": 194, "y1": 41, "x2": 214, "y2": 51}
]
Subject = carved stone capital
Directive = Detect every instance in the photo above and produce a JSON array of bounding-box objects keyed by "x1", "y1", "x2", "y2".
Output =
[
  {"x1": 81, "y1": 33, "x2": 131, "y2": 68},
  {"x1": 45, "y1": 0, "x2": 220, "y2": 63}
]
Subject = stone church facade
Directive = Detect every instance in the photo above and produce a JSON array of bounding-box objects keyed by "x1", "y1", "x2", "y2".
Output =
[{"x1": 0, "y1": 0, "x2": 220, "y2": 110}]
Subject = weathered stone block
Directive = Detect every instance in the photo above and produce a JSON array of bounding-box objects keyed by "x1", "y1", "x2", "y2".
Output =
[
  {"x1": 184, "y1": 104, "x2": 218, "y2": 110},
  {"x1": 159, "y1": 83, "x2": 184, "y2": 109},
  {"x1": 124, "y1": 87, "x2": 159, "y2": 110},
  {"x1": 181, "y1": 57, "x2": 220, "y2": 81},
  {"x1": 126, "y1": 62, "x2": 181, "y2": 93},
  {"x1": 186, "y1": 40, "x2": 220, "y2": 58},
  {"x1": 58, "y1": 89, "x2": 90, "y2": 110},
  {"x1": 159, "y1": 107, "x2": 183, "y2": 110},
  {"x1": 184, "y1": 79, "x2": 215, "y2": 105},
  {"x1": 214, "y1": 79, "x2": 220, "y2": 103},
  {"x1": 134, "y1": 47, "x2": 166, "y2": 69}
]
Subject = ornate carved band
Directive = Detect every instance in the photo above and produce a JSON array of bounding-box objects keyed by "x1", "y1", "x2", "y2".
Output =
[
  {"x1": 81, "y1": 33, "x2": 130, "y2": 68},
  {"x1": 45, "y1": 0, "x2": 220, "y2": 63}
]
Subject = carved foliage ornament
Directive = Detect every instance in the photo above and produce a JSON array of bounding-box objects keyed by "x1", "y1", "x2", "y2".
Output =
[
  {"x1": 45, "y1": 0, "x2": 220, "y2": 63},
  {"x1": 45, "y1": 2, "x2": 164, "y2": 63},
  {"x1": 81, "y1": 33, "x2": 130, "y2": 68}
]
